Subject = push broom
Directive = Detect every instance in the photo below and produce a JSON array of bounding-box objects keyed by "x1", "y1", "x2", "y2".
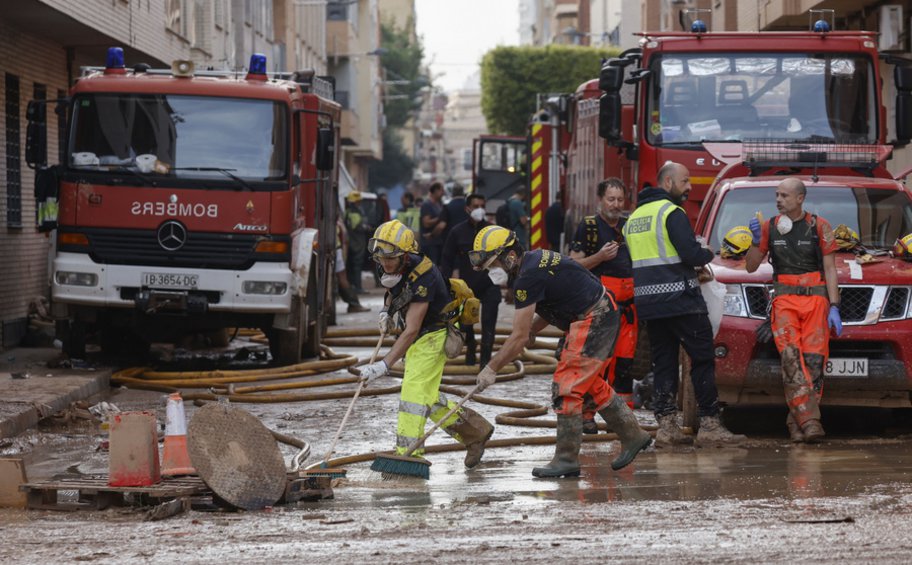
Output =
[
  {"x1": 370, "y1": 383, "x2": 484, "y2": 480},
  {"x1": 301, "y1": 333, "x2": 385, "y2": 479}
]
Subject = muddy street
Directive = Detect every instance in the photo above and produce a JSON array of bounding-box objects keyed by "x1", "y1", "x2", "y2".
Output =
[{"x1": 3, "y1": 292, "x2": 912, "y2": 563}]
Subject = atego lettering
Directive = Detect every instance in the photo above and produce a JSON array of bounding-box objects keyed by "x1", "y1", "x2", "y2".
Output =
[{"x1": 131, "y1": 201, "x2": 219, "y2": 218}]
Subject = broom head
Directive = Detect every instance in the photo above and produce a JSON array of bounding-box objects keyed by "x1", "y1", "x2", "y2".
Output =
[{"x1": 370, "y1": 453, "x2": 431, "y2": 480}]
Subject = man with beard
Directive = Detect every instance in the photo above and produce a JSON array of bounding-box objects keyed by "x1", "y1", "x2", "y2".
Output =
[
  {"x1": 624, "y1": 162, "x2": 745, "y2": 446},
  {"x1": 440, "y1": 193, "x2": 501, "y2": 367},
  {"x1": 569, "y1": 178, "x2": 637, "y2": 434},
  {"x1": 470, "y1": 226, "x2": 651, "y2": 477}
]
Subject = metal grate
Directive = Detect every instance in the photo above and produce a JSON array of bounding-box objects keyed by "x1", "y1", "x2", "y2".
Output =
[
  {"x1": 882, "y1": 287, "x2": 910, "y2": 320},
  {"x1": 744, "y1": 285, "x2": 771, "y2": 318},
  {"x1": 840, "y1": 287, "x2": 873, "y2": 322},
  {"x1": 742, "y1": 139, "x2": 885, "y2": 169}
]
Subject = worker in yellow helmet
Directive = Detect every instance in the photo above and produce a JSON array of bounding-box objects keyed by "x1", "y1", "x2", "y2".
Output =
[
  {"x1": 470, "y1": 225, "x2": 651, "y2": 478},
  {"x1": 357, "y1": 220, "x2": 494, "y2": 468}
]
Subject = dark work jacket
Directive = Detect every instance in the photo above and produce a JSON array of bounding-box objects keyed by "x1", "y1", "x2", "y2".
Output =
[
  {"x1": 627, "y1": 187, "x2": 713, "y2": 321},
  {"x1": 440, "y1": 219, "x2": 493, "y2": 297}
]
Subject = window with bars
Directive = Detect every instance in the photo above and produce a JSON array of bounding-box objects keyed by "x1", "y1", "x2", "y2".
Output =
[{"x1": 6, "y1": 73, "x2": 22, "y2": 228}]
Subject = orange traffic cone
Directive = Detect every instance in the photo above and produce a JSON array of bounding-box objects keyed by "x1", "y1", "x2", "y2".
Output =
[{"x1": 161, "y1": 392, "x2": 196, "y2": 476}]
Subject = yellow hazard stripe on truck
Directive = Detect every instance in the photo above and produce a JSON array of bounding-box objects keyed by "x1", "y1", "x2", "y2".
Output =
[{"x1": 530, "y1": 123, "x2": 544, "y2": 247}]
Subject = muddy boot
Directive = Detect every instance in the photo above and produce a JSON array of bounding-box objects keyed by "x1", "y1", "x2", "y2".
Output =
[
  {"x1": 532, "y1": 414, "x2": 582, "y2": 478},
  {"x1": 655, "y1": 413, "x2": 694, "y2": 447},
  {"x1": 443, "y1": 406, "x2": 494, "y2": 469},
  {"x1": 695, "y1": 415, "x2": 747, "y2": 447},
  {"x1": 786, "y1": 413, "x2": 804, "y2": 443},
  {"x1": 464, "y1": 344, "x2": 477, "y2": 366},
  {"x1": 582, "y1": 416, "x2": 599, "y2": 435},
  {"x1": 598, "y1": 396, "x2": 652, "y2": 471},
  {"x1": 801, "y1": 419, "x2": 825, "y2": 443}
]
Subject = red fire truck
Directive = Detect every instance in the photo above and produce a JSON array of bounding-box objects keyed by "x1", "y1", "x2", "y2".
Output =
[{"x1": 25, "y1": 48, "x2": 340, "y2": 364}]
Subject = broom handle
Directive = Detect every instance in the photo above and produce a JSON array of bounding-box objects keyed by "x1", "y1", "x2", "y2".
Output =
[
  {"x1": 320, "y1": 333, "x2": 385, "y2": 465},
  {"x1": 404, "y1": 383, "x2": 483, "y2": 458}
]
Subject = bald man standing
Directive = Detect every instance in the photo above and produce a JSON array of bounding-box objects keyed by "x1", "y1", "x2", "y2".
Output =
[
  {"x1": 745, "y1": 178, "x2": 841, "y2": 443},
  {"x1": 624, "y1": 162, "x2": 745, "y2": 447}
]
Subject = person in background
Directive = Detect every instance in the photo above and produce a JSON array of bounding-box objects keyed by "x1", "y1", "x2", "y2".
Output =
[
  {"x1": 396, "y1": 191, "x2": 421, "y2": 239},
  {"x1": 344, "y1": 191, "x2": 372, "y2": 294},
  {"x1": 545, "y1": 189, "x2": 565, "y2": 252},
  {"x1": 335, "y1": 218, "x2": 369, "y2": 313},
  {"x1": 420, "y1": 182, "x2": 447, "y2": 264},
  {"x1": 440, "y1": 193, "x2": 500, "y2": 367},
  {"x1": 745, "y1": 177, "x2": 841, "y2": 443},
  {"x1": 569, "y1": 178, "x2": 636, "y2": 434},
  {"x1": 441, "y1": 183, "x2": 469, "y2": 245},
  {"x1": 624, "y1": 162, "x2": 745, "y2": 447},
  {"x1": 508, "y1": 189, "x2": 530, "y2": 248}
]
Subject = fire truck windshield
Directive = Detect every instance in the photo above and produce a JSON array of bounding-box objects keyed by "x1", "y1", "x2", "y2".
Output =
[
  {"x1": 646, "y1": 53, "x2": 876, "y2": 147},
  {"x1": 68, "y1": 94, "x2": 288, "y2": 182},
  {"x1": 708, "y1": 186, "x2": 912, "y2": 251}
]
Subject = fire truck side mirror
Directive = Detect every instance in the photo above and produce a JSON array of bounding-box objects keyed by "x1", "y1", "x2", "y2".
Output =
[
  {"x1": 25, "y1": 100, "x2": 48, "y2": 169},
  {"x1": 894, "y1": 66, "x2": 912, "y2": 144},
  {"x1": 599, "y1": 93, "x2": 622, "y2": 144},
  {"x1": 599, "y1": 64, "x2": 624, "y2": 93},
  {"x1": 316, "y1": 127, "x2": 335, "y2": 171}
]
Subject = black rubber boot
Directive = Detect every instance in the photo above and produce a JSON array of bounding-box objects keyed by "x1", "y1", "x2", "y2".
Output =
[
  {"x1": 582, "y1": 417, "x2": 599, "y2": 435},
  {"x1": 464, "y1": 344, "x2": 477, "y2": 366},
  {"x1": 479, "y1": 343, "x2": 493, "y2": 369},
  {"x1": 532, "y1": 414, "x2": 582, "y2": 478},
  {"x1": 598, "y1": 396, "x2": 652, "y2": 471}
]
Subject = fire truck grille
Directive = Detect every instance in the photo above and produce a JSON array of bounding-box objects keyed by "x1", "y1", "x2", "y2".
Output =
[
  {"x1": 81, "y1": 228, "x2": 277, "y2": 270},
  {"x1": 743, "y1": 285, "x2": 874, "y2": 323},
  {"x1": 882, "y1": 287, "x2": 910, "y2": 320}
]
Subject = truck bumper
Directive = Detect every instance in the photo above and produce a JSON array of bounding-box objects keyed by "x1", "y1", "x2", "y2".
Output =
[
  {"x1": 713, "y1": 315, "x2": 912, "y2": 408},
  {"x1": 52, "y1": 252, "x2": 293, "y2": 314}
]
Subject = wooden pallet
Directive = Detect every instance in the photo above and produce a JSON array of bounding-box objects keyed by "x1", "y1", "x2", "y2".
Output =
[{"x1": 20, "y1": 475, "x2": 210, "y2": 511}]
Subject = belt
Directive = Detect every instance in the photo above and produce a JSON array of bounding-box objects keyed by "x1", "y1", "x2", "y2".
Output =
[{"x1": 773, "y1": 283, "x2": 828, "y2": 297}]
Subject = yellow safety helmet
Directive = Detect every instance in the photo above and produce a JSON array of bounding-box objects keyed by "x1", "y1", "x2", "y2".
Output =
[
  {"x1": 345, "y1": 191, "x2": 362, "y2": 203},
  {"x1": 894, "y1": 233, "x2": 912, "y2": 260},
  {"x1": 721, "y1": 226, "x2": 753, "y2": 259},
  {"x1": 368, "y1": 220, "x2": 417, "y2": 259},
  {"x1": 833, "y1": 224, "x2": 860, "y2": 250},
  {"x1": 469, "y1": 225, "x2": 516, "y2": 269}
]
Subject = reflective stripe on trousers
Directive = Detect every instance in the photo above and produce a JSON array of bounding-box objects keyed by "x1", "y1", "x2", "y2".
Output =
[{"x1": 395, "y1": 329, "x2": 463, "y2": 455}]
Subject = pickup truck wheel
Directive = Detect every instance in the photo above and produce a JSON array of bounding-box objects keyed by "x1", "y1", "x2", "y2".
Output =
[{"x1": 629, "y1": 324, "x2": 652, "y2": 381}]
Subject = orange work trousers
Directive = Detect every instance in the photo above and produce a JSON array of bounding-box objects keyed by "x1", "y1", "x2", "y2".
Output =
[
  {"x1": 582, "y1": 277, "x2": 636, "y2": 418},
  {"x1": 771, "y1": 272, "x2": 830, "y2": 427},
  {"x1": 553, "y1": 295, "x2": 619, "y2": 416}
]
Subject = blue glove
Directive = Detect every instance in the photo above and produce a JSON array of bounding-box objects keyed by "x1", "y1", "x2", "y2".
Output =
[
  {"x1": 828, "y1": 305, "x2": 843, "y2": 337},
  {"x1": 748, "y1": 217, "x2": 762, "y2": 246}
]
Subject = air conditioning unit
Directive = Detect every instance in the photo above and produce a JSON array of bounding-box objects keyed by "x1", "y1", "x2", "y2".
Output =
[{"x1": 879, "y1": 5, "x2": 904, "y2": 52}]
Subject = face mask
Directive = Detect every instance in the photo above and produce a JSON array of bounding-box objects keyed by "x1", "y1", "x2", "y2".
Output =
[
  {"x1": 380, "y1": 273, "x2": 403, "y2": 288},
  {"x1": 470, "y1": 208, "x2": 486, "y2": 222},
  {"x1": 488, "y1": 267, "x2": 508, "y2": 286},
  {"x1": 777, "y1": 215, "x2": 793, "y2": 235}
]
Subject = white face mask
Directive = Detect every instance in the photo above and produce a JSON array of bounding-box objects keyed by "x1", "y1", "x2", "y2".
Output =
[
  {"x1": 488, "y1": 267, "x2": 508, "y2": 286},
  {"x1": 470, "y1": 208, "x2": 486, "y2": 222},
  {"x1": 777, "y1": 215, "x2": 793, "y2": 235},
  {"x1": 380, "y1": 273, "x2": 402, "y2": 288}
]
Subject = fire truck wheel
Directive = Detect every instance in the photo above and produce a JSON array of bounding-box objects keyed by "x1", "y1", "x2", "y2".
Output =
[
  {"x1": 62, "y1": 319, "x2": 87, "y2": 359},
  {"x1": 269, "y1": 297, "x2": 306, "y2": 366},
  {"x1": 301, "y1": 268, "x2": 324, "y2": 359}
]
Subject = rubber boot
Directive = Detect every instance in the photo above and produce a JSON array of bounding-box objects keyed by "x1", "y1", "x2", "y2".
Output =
[
  {"x1": 695, "y1": 415, "x2": 747, "y2": 447},
  {"x1": 464, "y1": 343, "x2": 477, "y2": 366},
  {"x1": 786, "y1": 413, "x2": 804, "y2": 443},
  {"x1": 532, "y1": 414, "x2": 582, "y2": 478},
  {"x1": 598, "y1": 396, "x2": 652, "y2": 471},
  {"x1": 655, "y1": 413, "x2": 694, "y2": 447},
  {"x1": 443, "y1": 406, "x2": 494, "y2": 469},
  {"x1": 801, "y1": 419, "x2": 825, "y2": 443},
  {"x1": 479, "y1": 343, "x2": 493, "y2": 369},
  {"x1": 582, "y1": 416, "x2": 599, "y2": 435}
]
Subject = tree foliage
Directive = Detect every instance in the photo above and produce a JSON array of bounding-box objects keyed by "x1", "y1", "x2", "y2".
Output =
[
  {"x1": 480, "y1": 45, "x2": 620, "y2": 136},
  {"x1": 369, "y1": 129, "x2": 415, "y2": 190},
  {"x1": 380, "y1": 17, "x2": 425, "y2": 129}
]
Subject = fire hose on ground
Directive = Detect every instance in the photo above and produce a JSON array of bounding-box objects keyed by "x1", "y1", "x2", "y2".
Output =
[{"x1": 111, "y1": 327, "x2": 657, "y2": 469}]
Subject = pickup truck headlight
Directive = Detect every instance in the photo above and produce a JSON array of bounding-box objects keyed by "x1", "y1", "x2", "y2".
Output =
[
  {"x1": 722, "y1": 284, "x2": 749, "y2": 317},
  {"x1": 55, "y1": 271, "x2": 98, "y2": 287}
]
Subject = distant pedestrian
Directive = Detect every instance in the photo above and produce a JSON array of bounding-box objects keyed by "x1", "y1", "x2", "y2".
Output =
[
  {"x1": 624, "y1": 162, "x2": 745, "y2": 446},
  {"x1": 396, "y1": 191, "x2": 421, "y2": 238},
  {"x1": 508, "y1": 189, "x2": 530, "y2": 248},
  {"x1": 344, "y1": 191, "x2": 372, "y2": 293},
  {"x1": 545, "y1": 190, "x2": 565, "y2": 251},
  {"x1": 440, "y1": 183, "x2": 469, "y2": 244},
  {"x1": 420, "y1": 182, "x2": 447, "y2": 264}
]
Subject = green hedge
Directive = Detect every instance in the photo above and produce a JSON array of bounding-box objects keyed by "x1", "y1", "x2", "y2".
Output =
[{"x1": 480, "y1": 45, "x2": 620, "y2": 136}]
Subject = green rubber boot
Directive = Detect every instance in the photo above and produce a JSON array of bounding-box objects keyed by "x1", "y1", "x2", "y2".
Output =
[
  {"x1": 532, "y1": 414, "x2": 582, "y2": 478},
  {"x1": 599, "y1": 396, "x2": 652, "y2": 470}
]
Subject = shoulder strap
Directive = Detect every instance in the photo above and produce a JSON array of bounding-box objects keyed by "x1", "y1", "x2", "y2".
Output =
[
  {"x1": 583, "y1": 215, "x2": 599, "y2": 256},
  {"x1": 408, "y1": 255, "x2": 434, "y2": 282}
]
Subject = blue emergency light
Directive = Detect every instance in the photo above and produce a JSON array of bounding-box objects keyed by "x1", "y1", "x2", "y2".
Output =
[
  {"x1": 106, "y1": 47, "x2": 125, "y2": 69},
  {"x1": 249, "y1": 53, "x2": 267, "y2": 75},
  {"x1": 691, "y1": 19, "x2": 707, "y2": 33},
  {"x1": 813, "y1": 19, "x2": 831, "y2": 32}
]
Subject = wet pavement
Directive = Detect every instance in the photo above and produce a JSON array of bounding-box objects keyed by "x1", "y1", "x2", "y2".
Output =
[{"x1": 2, "y1": 288, "x2": 912, "y2": 563}]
